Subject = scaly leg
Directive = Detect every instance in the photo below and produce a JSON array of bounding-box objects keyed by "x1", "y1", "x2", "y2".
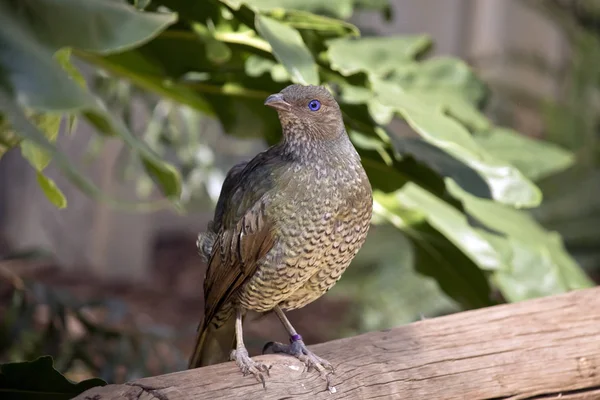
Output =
[
  {"x1": 230, "y1": 306, "x2": 270, "y2": 387},
  {"x1": 263, "y1": 306, "x2": 334, "y2": 389}
]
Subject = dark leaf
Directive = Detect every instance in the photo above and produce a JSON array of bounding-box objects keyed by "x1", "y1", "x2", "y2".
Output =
[{"x1": 0, "y1": 356, "x2": 106, "y2": 400}]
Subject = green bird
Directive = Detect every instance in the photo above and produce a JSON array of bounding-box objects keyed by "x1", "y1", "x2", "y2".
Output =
[{"x1": 189, "y1": 84, "x2": 373, "y2": 388}]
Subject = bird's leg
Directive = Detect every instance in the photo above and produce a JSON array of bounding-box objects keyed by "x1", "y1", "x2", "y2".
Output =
[
  {"x1": 230, "y1": 306, "x2": 270, "y2": 387},
  {"x1": 263, "y1": 306, "x2": 334, "y2": 388}
]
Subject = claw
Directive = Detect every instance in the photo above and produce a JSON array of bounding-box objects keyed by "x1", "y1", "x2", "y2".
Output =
[
  {"x1": 263, "y1": 339, "x2": 335, "y2": 390},
  {"x1": 230, "y1": 348, "x2": 271, "y2": 389}
]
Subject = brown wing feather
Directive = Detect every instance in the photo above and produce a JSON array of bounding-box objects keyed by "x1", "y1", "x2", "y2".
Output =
[{"x1": 202, "y1": 199, "x2": 276, "y2": 328}]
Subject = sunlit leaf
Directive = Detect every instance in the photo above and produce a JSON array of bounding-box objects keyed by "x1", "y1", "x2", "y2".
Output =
[
  {"x1": 36, "y1": 172, "x2": 67, "y2": 209},
  {"x1": 446, "y1": 180, "x2": 594, "y2": 301},
  {"x1": 373, "y1": 193, "x2": 494, "y2": 309},
  {"x1": 474, "y1": 128, "x2": 575, "y2": 181},
  {"x1": 54, "y1": 48, "x2": 87, "y2": 89},
  {"x1": 327, "y1": 36, "x2": 431, "y2": 76},
  {"x1": 20, "y1": 114, "x2": 61, "y2": 171},
  {"x1": 372, "y1": 79, "x2": 542, "y2": 207},
  {"x1": 223, "y1": 0, "x2": 355, "y2": 19},
  {"x1": 255, "y1": 15, "x2": 319, "y2": 85},
  {"x1": 383, "y1": 185, "x2": 504, "y2": 271}
]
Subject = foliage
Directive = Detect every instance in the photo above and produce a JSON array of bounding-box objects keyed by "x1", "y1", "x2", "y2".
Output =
[
  {"x1": 478, "y1": 0, "x2": 600, "y2": 278},
  {"x1": 0, "y1": 356, "x2": 105, "y2": 400},
  {"x1": 0, "y1": 0, "x2": 592, "y2": 314}
]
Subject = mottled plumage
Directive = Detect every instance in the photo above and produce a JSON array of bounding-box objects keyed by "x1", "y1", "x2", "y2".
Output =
[{"x1": 189, "y1": 85, "x2": 372, "y2": 386}]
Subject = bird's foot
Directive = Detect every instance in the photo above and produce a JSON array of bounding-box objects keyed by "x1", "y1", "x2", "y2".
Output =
[
  {"x1": 230, "y1": 347, "x2": 270, "y2": 388},
  {"x1": 263, "y1": 335, "x2": 334, "y2": 390}
]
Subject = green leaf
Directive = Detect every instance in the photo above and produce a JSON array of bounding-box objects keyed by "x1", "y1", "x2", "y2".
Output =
[
  {"x1": 0, "y1": 356, "x2": 105, "y2": 399},
  {"x1": 388, "y1": 57, "x2": 488, "y2": 106},
  {"x1": 333, "y1": 224, "x2": 459, "y2": 332},
  {"x1": 273, "y1": 10, "x2": 360, "y2": 37},
  {"x1": 16, "y1": 112, "x2": 68, "y2": 208},
  {"x1": 0, "y1": 4, "x2": 97, "y2": 111},
  {"x1": 36, "y1": 173, "x2": 67, "y2": 209},
  {"x1": 373, "y1": 192, "x2": 493, "y2": 309},
  {"x1": 255, "y1": 15, "x2": 319, "y2": 85},
  {"x1": 327, "y1": 36, "x2": 431, "y2": 76},
  {"x1": 384, "y1": 185, "x2": 504, "y2": 271},
  {"x1": 473, "y1": 128, "x2": 575, "y2": 181},
  {"x1": 0, "y1": 10, "x2": 183, "y2": 201},
  {"x1": 0, "y1": 117, "x2": 22, "y2": 158},
  {"x1": 245, "y1": 55, "x2": 291, "y2": 82},
  {"x1": 410, "y1": 223, "x2": 494, "y2": 309},
  {"x1": 54, "y1": 48, "x2": 87, "y2": 89},
  {"x1": 0, "y1": 90, "x2": 173, "y2": 212},
  {"x1": 445, "y1": 180, "x2": 594, "y2": 301},
  {"x1": 372, "y1": 78, "x2": 542, "y2": 207},
  {"x1": 140, "y1": 158, "x2": 182, "y2": 201},
  {"x1": 392, "y1": 137, "x2": 491, "y2": 200},
  {"x1": 224, "y1": 0, "x2": 355, "y2": 19},
  {"x1": 20, "y1": 114, "x2": 61, "y2": 171},
  {"x1": 8, "y1": 0, "x2": 177, "y2": 54}
]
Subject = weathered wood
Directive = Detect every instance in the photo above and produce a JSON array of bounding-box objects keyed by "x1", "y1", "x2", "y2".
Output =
[{"x1": 75, "y1": 287, "x2": 600, "y2": 400}]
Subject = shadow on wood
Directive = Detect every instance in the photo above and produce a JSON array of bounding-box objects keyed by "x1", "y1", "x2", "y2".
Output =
[{"x1": 74, "y1": 287, "x2": 600, "y2": 400}]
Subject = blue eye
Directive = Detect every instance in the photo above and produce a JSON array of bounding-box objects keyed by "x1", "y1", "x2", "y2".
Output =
[{"x1": 308, "y1": 99, "x2": 321, "y2": 111}]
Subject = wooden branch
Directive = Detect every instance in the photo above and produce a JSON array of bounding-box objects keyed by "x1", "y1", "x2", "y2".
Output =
[{"x1": 75, "y1": 287, "x2": 600, "y2": 400}]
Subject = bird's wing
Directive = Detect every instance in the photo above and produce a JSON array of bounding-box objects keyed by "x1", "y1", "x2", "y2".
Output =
[
  {"x1": 202, "y1": 199, "x2": 275, "y2": 326},
  {"x1": 201, "y1": 151, "x2": 285, "y2": 327},
  {"x1": 211, "y1": 160, "x2": 249, "y2": 232}
]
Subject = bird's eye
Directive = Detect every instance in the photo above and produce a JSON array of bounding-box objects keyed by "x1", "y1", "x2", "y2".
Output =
[{"x1": 308, "y1": 99, "x2": 321, "y2": 111}]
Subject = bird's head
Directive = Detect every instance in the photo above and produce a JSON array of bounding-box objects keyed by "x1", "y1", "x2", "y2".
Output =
[{"x1": 264, "y1": 84, "x2": 345, "y2": 141}]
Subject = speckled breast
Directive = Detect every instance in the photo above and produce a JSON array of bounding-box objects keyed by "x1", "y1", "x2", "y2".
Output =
[{"x1": 236, "y1": 161, "x2": 373, "y2": 313}]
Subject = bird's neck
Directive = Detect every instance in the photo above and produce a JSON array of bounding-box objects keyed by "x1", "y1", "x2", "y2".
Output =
[{"x1": 280, "y1": 122, "x2": 356, "y2": 164}]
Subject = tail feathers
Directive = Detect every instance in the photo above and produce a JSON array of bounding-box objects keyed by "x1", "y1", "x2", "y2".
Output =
[{"x1": 188, "y1": 315, "x2": 236, "y2": 369}]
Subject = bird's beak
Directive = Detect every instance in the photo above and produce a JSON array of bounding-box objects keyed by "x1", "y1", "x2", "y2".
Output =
[{"x1": 264, "y1": 93, "x2": 290, "y2": 111}]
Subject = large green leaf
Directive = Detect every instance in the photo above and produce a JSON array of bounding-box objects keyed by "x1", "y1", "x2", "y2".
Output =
[
  {"x1": 0, "y1": 2, "x2": 182, "y2": 202},
  {"x1": 373, "y1": 193, "x2": 493, "y2": 309},
  {"x1": 372, "y1": 78, "x2": 542, "y2": 207},
  {"x1": 386, "y1": 58, "x2": 490, "y2": 130},
  {"x1": 383, "y1": 185, "x2": 503, "y2": 271},
  {"x1": 10, "y1": 0, "x2": 176, "y2": 54},
  {"x1": 392, "y1": 137, "x2": 492, "y2": 199},
  {"x1": 389, "y1": 57, "x2": 488, "y2": 105},
  {"x1": 0, "y1": 4, "x2": 96, "y2": 111},
  {"x1": 446, "y1": 180, "x2": 594, "y2": 301},
  {"x1": 0, "y1": 356, "x2": 106, "y2": 400},
  {"x1": 327, "y1": 36, "x2": 431, "y2": 76},
  {"x1": 381, "y1": 180, "x2": 593, "y2": 303},
  {"x1": 473, "y1": 128, "x2": 575, "y2": 181},
  {"x1": 255, "y1": 15, "x2": 319, "y2": 85}
]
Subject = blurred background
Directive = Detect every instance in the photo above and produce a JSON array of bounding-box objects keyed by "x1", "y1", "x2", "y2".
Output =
[{"x1": 1, "y1": 0, "x2": 600, "y2": 385}]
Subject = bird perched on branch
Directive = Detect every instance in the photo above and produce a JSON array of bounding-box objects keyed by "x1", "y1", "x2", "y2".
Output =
[{"x1": 188, "y1": 84, "x2": 373, "y2": 389}]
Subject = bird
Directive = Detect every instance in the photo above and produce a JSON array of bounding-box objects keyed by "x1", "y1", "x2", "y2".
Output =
[{"x1": 188, "y1": 84, "x2": 373, "y2": 388}]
